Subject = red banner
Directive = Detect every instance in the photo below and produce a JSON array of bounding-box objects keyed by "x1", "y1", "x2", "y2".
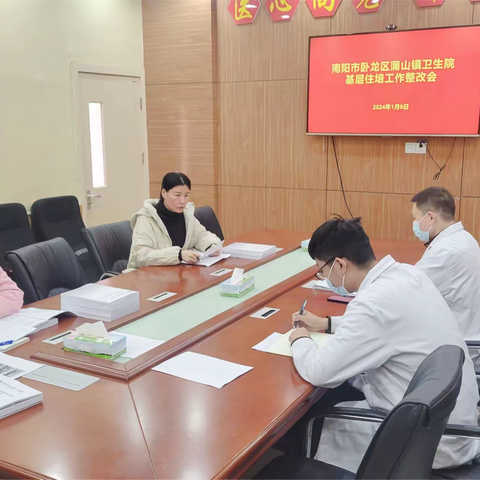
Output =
[
  {"x1": 352, "y1": 0, "x2": 385, "y2": 13},
  {"x1": 266, "y1": 0, "x2": 299, "y2": 21},
  {"x1": 415, "y1": 0, "x2": 445, "y2": 6},
  {"x1": 228, "y1": 0, "x2": 261, "y2": 25},
  {"x1": 306, "y1": 0, "x2": 342, "y2": 17}
]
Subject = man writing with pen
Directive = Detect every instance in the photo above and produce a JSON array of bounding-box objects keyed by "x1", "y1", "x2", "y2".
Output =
[{"x1": 287, "y1": 216, "x2": 480, "y2": 474}]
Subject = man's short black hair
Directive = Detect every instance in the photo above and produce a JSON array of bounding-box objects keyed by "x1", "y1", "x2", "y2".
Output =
[
  {"x1": 308, "y1": 216, "x2": 376, "y2": 267},
  {"x1": 411, "y1": 187, "x2": 455, "y2": 221}
]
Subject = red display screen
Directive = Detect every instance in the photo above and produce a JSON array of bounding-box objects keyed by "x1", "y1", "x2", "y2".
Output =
[{"x1": 307, "y1": 26, "x2": 480, "y2": 136}]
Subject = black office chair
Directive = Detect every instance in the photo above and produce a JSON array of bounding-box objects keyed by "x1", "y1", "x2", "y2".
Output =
[
  {"x1": 0, "y1": 203, "x2": 36, "y2": 270},
  {"x1": 194, "y1": 206, "x2": 224, "y2": 241},
  {"x1": 256, "y1": 345, "x2": 466, "y2": 480},
  {"x1": 6, "y1": 238, "x2": 86, "y2": 305},
  {"x1": 30, "y1": 196, "x2": 98, "y2": 282},
  {"x1": 81, "y1": 221, "x2": 133, "y2": 278}
]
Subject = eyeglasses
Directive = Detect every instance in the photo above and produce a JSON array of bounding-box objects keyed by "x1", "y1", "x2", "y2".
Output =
[{"x1": 314, "y1": 258, "x2": 335, "y2": 281}]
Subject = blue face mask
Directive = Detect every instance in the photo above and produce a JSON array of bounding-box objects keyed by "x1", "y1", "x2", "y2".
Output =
[
  {"x1": 413, "y1": 212, "x2": 432, "y2": 242},
  {"x1": 326, "y1": 259, "x2": 351, "y2": 297}
]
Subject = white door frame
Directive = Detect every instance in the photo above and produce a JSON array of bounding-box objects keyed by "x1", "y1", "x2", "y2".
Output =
[{"x1": 70, "y1": 62, "x2": 150, "y2": 213}]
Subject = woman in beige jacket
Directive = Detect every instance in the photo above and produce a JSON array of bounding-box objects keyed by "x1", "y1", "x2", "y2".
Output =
[{"x1": 128, "y1": 172, "x2": 221, "y2": 268}]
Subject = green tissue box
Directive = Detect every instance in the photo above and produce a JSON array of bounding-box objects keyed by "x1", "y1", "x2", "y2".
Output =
[
  {"x1": 220, "y1": 276, "x2": 255, "y2": 298},
  {"x1": 64, "y1": 333, "x2": 127, "y2": 360}
]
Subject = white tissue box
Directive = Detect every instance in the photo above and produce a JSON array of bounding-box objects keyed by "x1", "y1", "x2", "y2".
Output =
[
  {"x1": 301, "y1": 239, "x2": 310, "y2": 252},
  {"x1": 63, "y1": 332, "x2": 127, "y2": 360},
  {"x1": 220, "y1": 276, "x2": 255, "y2": 298}
]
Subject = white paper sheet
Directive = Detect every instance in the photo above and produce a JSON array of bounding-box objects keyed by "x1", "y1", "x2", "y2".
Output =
[
  {"x1": 121, "y1": 333, "x2": 165, "y2": 359},
  {"x1": 0, "y1": 324, "x2": 36, "y2": 343},
  {"x1": 252, "y1": 333, "x2": 283, "y2": 352},
  {"x1": 147, "y1": 292, "x2": 177, "y2": 302},
  {"x1": 250, "y1": 307, "x2": 280, "y2": 319},
  {"x1": 0, "y1": 376, "x2": 43, "y2": 412},
  {"x1": 302, "y1": 279, "x2": 331, "y2": 290},
  {"x1": 267, "y1": 329, "x2": 332, "y2": 357},
  {"x1": 152, "y1": 351, "x2": 253, "y2": 389},
  {"x1": 196, "y1": 253, "x2": 231, "y2": 267},
  {"x1": 0, "y1": 352, "x2": 44, "y2": 379}
]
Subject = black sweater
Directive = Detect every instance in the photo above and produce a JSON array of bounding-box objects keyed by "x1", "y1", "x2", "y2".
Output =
[{"x1": 156, "y1": 201, "x2": 186, "y2": 248}]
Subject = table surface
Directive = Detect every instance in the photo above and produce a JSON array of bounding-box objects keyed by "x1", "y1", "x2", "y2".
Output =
[{"x1": 0, "y1": 232, "x2": 425, "y2": 480}]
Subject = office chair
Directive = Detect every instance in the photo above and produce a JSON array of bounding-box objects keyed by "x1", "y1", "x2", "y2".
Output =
[
  {"x1": 0, "y1": 203, "x2": 36, "y2": 270},
  {"x1": 194, "y1": 206, "x2": 225, "y2": 241},
  {"x1": 82, "y1": 221, "x2": 133, "y2": 278},
  {"x1": 256, "y1": 345, "x2": 466, "y2": 479},
  {"x1": 6, "y1": 238, "x2": 86, "y2": 305},
  {"x1": 30, "y1": 196, "x2": 98, "y2": 282}
]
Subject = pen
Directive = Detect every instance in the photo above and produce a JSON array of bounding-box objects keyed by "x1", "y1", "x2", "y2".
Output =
[
  {"x1": 0, "y1": 340, "x2": 14, "y2": 347},
  {"x1": 294, "y1": 300, "x2": 308, "y2": 329}
]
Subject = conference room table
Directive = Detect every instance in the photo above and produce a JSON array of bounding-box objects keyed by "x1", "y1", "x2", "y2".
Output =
[{"x1": 0, "y1": 230, "x2": 425, "y2": 480}]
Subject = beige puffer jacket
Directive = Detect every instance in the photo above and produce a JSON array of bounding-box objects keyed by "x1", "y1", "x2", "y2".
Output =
[{"x1": 127, "y1": 200, "x2": 221, "y2": 268}]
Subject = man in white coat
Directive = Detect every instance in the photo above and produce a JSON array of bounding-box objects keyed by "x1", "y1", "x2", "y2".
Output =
[
  {"x1": 412, "y1": 186, "x2": 480, "y2": 369},
  {"x1": 290, "y1": 216, "x2": 480, "y2": 473}
]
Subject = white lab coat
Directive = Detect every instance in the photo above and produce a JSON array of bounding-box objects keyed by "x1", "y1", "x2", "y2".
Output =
[
  {"x1": 292, "y1": 256, "x2": 480, "y2": 473},
  {"x1": 416, "y1": 222, "x2": 480, "y2": 369}
]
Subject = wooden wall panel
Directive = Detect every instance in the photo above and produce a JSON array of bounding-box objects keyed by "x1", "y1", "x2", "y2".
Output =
[
  {"x1": 472, "y1": 2, "x2": 480, "y2": 24},
  {"x1": 218, "y1": 186, "x2": 267, "y2": 237},
  {"x1": 327, "y1": 137, "x2": 463, "y2": 196},
  {"x1": 219, "y1": 82, "x2": 266, "y2": 187},
  {"x1": 461, "y1": 197, "x2": 480, "y2": 240},
  {"x1": 265, "y1": 80, "x2": 326, "y2": 189},
  {"x1": 331, "y1": 0, "x2": 472, "y2": 35},
  {"x1": 218, "y1": 186, "x2": 326, "y2": 238},
  {"x1": 220, "y1": 79, "x2": 327, "y2": 190},
  {"x1": 216, "y1": 0, "x2": 330, "y2": 82},
  {"x1": 147, "y1": 83, "x2": 215, "y2": 186},
  {"x1": 149, "y1": 184, "x2": 217, "y2": 211},
  {"x1": 462, "y1": 137, "x2": 480, "y2": 197},
  {"x1": 327, "y1": 191, "x2": 418, "y2": 241},
  {"x1": 143, "y1": 0, "x2": 213, "y2": 85}
]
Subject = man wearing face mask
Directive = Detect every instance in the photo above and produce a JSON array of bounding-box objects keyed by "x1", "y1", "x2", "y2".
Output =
[
  {"x1": 412, "y1": 186, "x2": 480, "y2": 369},
  {"x1": 289, "y1": 216, "x2": 480, "y2": 473}
]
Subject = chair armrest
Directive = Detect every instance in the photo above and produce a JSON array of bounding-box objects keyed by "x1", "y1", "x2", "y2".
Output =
[
  {"x1": 466, "y1": 341, "x2": 480, "y2": 348},
  {"x1": 305, "y1": 407, "x2": 388, "y2": 458},
  {"x1": 443, "y1": 423, "x2": 480, "y2": 439},
  {"x1": 100, "y1": 272, "x2": 118, "y2": 281}
]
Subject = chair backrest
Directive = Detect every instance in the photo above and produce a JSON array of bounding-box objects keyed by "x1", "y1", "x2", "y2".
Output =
[
  {"x1": 6, "y1": 238, "x2": 86, "y2": 305},
  {"x1": 194, "y1": 206, "x2": 224, "y2": 241},
  {"x1": 30, "y1": 196, "x2": 86, "y2": 250},
  {"x1": 81, "y1": 221, "x2": 133, "y2": 275},
  {"x1": 356, "y1": 345, "x2": 465, "y2": 480},
  {"x1": 0, "y1": 203, "x2": 36, "y2": 268}
]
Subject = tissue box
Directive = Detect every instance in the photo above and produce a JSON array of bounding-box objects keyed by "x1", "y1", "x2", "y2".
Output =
[
  {"x1": 63, "y1": 332, "x2": 127, "y2": 360},
  {"x1": 220, "y1": 276, "x2": 255, "y2": 298},
  {"x1": 301, "y1": 239, "x2": 310, "y2": 252}
]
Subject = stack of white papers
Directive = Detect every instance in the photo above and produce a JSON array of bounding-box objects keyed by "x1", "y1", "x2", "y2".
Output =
[
  {"x1": 222, "y1": 243, "x2": 277, "y2": 260},
  {"x1": 0, "y1": 375, "x2": 43, "y2": 420},
  {"x1": 61, "y1": 284, "x2": 140, "y2": 322},
  {"x1": 0, "y1": 352, "x2": 44, "y2": 379},
  {"x1": 153, "y1": 352, "x2": 253, "y2": 389},
  {"x1": 267, "y1": 329, "x2": 332, "y2": 357},
  {"x1": 0, "y1": 308, "x2": 71, "y2": 334}
]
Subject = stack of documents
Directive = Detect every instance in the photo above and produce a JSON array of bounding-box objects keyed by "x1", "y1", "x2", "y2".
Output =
[
  {"x1": 222, "y1": 243, "x2": 276, "y2": 260},
  {"x1": 61, "y1": 284, "x2": 140, "y2": 322},
  {"x1": 0, "y1": 376, "x2": 43, "y2": 420},
  {"x1": 0, "y1": 308, "x2": 71, "y2": 335}
]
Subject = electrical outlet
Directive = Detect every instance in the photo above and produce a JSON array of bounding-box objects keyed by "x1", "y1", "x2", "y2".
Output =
[
  {"x1": 416, "y1": 141, "x2": 427, "y2": 155},
  {"x1": 405, "y1": 143, "x2": 417, "y2": 154}
]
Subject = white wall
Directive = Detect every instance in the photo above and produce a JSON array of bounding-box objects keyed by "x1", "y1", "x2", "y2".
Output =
[{"x1": 0, "y1": 0, "x2": 144, "y2": 209}]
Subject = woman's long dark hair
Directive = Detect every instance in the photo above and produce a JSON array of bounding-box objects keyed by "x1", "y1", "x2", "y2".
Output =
[{"x1": 160, "y1": 172, "x2": 192, "y2": 198}]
